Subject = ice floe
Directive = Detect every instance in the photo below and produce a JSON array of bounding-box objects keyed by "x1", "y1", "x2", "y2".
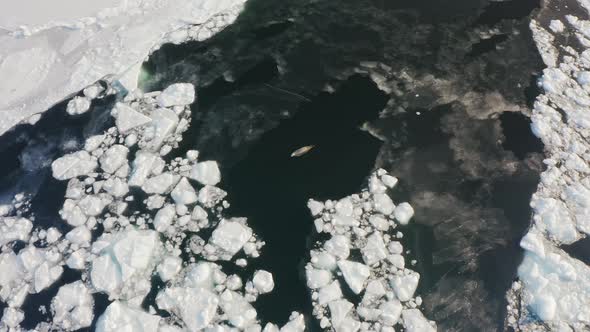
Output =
[
  {"x1": 506, "y1": 2, "x2": 590, "y2": 330},
  {"x1": 304, "y1": 170, "x2": 436, "y2": 331}
]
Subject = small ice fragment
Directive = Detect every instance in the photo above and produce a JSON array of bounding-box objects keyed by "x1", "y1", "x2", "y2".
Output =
[
  {"x1": 373, "y1": 193, "x2": 395, "y2": 215},
  {"x1": 401, "y1": 309, "x2": 436, "y2": 332},
  {"x1": 337, "y1": 260, "x2": 370, "y2": 294},
  {"x1": 307, "y1": 199, "x2": 324, "y2": 216},
  {"x1": 113, "y1": 102, "x2": 152, "y2": 133},
  {"x1": 154, "y1": 204, "x2": 176, "y2": 232},
  {"x1": 67, "y1": 96, "x2": 91, "y2": 115},
  {"x1": 157, "y1": 256, "x2": 183, "y2": 282},
  {"x1": 379, "y1": 300, "x2": 402, "y2": 326},
  {"x1": 0, "y1": 217, "x2": 33, "y2": 245},
  {"x1": 394, "y1": 202, "x2": 414, "y2": 225},
  {"x1": 318, "y1": 281, "x2": 343, "y2": 305},
  {"x1": 52, "y1": 151, "x2": 98, "y2": 180},
  {"x1": 252, "y1": 270, "x2": 274, "y2": 294},
  {"x1": 171, "y1": 177, "x2": 198, "y2": 205},
  {"x1": 390, "y1": 271, "x2": 420, "y2": 301},
  {"x1": 190, "y1": 161, "x2": 221, "y2": 186},
  {"x1": 142, "y1": 173, "x2": 177, "y2": 194},
  {"x1": 157, "y1": 83, "x2": 195, "y2": 107},
  {"x1": 209, "y1": 219, "x2": 253, "y2": 257},
  {"x1": 99, "y1": 145, "x2": 129, "y2": 174},
  {"x1": 362, "y1": 232, "x2": 388, "y2": 265},
  {"x1": 95, "y1": 301, "x2": 160, "y2": 332},
  {"x1": 328, "y1": 299, "x2": 353, "y2": 328},
  {"x1": 306, "y1": 268, "x2": 332, "y2": 289},
  {"x1": 52, "y1": 281, "x2": 94, "y2": 330}
]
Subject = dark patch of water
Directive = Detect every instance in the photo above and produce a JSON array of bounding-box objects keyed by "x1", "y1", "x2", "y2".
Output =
[
  {"x1": 500, "y1": 112, "x2": 544, "y2": 159},
  {"x1": 253, "y1": 20, "x2": 295, "y2": 40},
  {"x1": 468, "y1": 34, "x2": 509, "y2": 57},
  {"x1": 89, "y1": 293, "x2": 111, "y2": 331},
  {"x1": 476, "y1": 0, "x2": 541, "y2": 25},
  {"x1": 561, "y1": 237, "x2": 590, "y2": 266},
  {"x1": 19, "y1": 267, "x2": 82, "y2": 330},
  {"x1": 224, "y1": 75, "x2": 387, "y2": 325}
]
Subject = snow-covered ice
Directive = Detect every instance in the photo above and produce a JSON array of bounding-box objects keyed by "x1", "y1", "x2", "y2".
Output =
[
  {"x1": 95, "y1": 301, "x2": 160, "y2": 332},
  {"x1": 506, "y1": 2, "x2": 590, "y2": 330},
  {"x1": 190, "y1": 160, "x2": 222, "y2": 186},
  {"x1": 0, "y1": 0, "x2": 246, "y2": 136},
  {"x1": 52, "y1": 281, "x2": 94, "y2": 330},
  {"x1": 157, "y1": 83, "x2": 196, "y2": 107}
]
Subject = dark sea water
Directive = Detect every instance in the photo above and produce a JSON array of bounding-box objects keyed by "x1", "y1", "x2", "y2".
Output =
[
  {"x1": 139, "y1": 0, "x2": 546, "y2": 330},
  {"x1": 0, "y1": 0, "x2": 549, "y2": 330}
]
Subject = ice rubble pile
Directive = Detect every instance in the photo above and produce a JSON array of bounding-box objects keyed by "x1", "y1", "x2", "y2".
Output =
[
  {"x1": 0, "y1": 82, "x2": 305, "y2": 332},
  {"x1": 0, "y1": 79, "x2": 434, "y2": 331},
  {"x1": 305, "y1": 171, "x2": 436, "y2": 332},
  {"x1": 506, "y1": 3, "x2": 590, "y2": 331}
]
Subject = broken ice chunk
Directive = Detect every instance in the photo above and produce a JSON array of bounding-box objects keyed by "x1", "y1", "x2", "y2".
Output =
[
  {"x1": 379, "y1": 300, "x2": 402, "y2": 326},
  {"x1": 99, "y1": 144, "x2": 129, "y2": 174},
  {"x1": 142, "y1": 173, "x2": 177, "y2": 194},
  {"x1": 157, "y1": 256, "x2": 182, "y2": 282},
  {"x1": 52, "y1": 151, "x2": 98, "y2": 180},
  {"x1": 191, "y1": 205, "x2": 208, "y2": 220},
  {"x1": 209, "y1": 219, "x2": 253, "y2": 258},
  {"x1": 381, "y1": 174, "x2": 398, "y2": 188},
  {"x1": 84, "y1": 134, "x2": 105, "y2": 152},
  {"x1": 52, "y1": 281, "x2": 94, "y2": 330},
  {"x1": 156, "y1": 83, "x2": 195, "y2": 107},
  {"x1": 198, "y1": 185, "x2": 227, "y2": 208},
  {"x1": 78, "y1": 194, "x2": 112, "y2": 216},
  {"x1": 329, "y1": 299, "x2": 353, "y2": 328},
  {"x1": 190, "y1": 160, "x2": 221, "y2": 186},
  {"x1": 113, "y1": 102, "x2": 152, "y2": 133},
  {"x1": 95, "y1": 301, "x2": 160, "y2": 332},
  {"x1": 373, "y1": 193, "x2": 395, "y2": 215},
  {"x1": 171, "y1": 177, "x2": 198, "y2": 205},
  {"x1": 146, "y1": 108, "x2": 179, "y2": 150},
  {"x1": 252, "y1": 270, "x2": 274, "y2": 294},
  {"x1": 337, "y1": 260, "x2": 370, "y2": 294},
  {"x1": 129, "y1": 151, "x2": 160, "y2": 187},
  {"x1": 90, "y1": 230, "x2": 160, "y2": 298},
  {"x1": 324, "y1": 235, "x2": 350, "y2": 260},
  {"x1": 0, "y1": 217, "x2": 32, "y2": 246},
  {"x1": 66, "y1": 226, "x2": 91, "y2": 246},
  {"x1": 369, "y1": 215, "x2": 389, "y2": 231},
  {"x1": 219, "y1": 290, "x2": 258, "y2": 329},
  {"x1": 361, "y1": 232, "x2": 388, "y2": 265},
  {"x1": 390, "y1": 271, "x2": 420, "y2": 301},
  {"x1": 318, "y1": 281, "x2": 343, "y2": 305},
  {"x1": 280, "y1": 312, "x2": 306, "y2": 332},
  {"x1": 306, "y1": 268, "x2": 332, "y2": 289},
  {"x1": 154, "y1": 204, "x2": 176, "y2": 232},
  {"x1": 401, "y1": 309, "x2": 436, "y2": 332},
  {"x1": 307, "y1": 199, "x2": 324, "y2": 216},
  {"x1": 34, "y1": 261, "x2": 63, "y2": 293},
  {"x1": 157, "y1": 287, "x2": 218, "y2": 330},
  {"x1": 393, "y1": 202, "x2": 414, "y2": 225},
  {"x1": 1, "y1": 307, "x2": 24, "y2": 329},
  {"x1": 66, "y1": 96, "x2": 91, "y2": 115}
]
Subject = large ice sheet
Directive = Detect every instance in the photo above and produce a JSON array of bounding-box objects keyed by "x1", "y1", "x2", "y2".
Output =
[{"x1": 0, "y1": 0, "x2": 246, "y2": 136}]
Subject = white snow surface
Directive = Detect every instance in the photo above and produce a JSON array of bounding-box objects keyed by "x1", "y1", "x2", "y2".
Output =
[{"x1": 0, "y1": 0, "x2": 245, "y2": 136}]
